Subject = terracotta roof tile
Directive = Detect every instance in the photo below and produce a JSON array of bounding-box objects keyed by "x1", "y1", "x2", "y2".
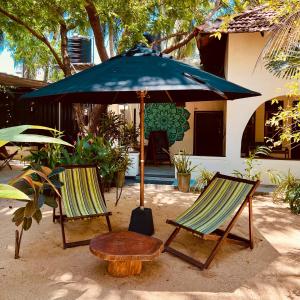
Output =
[{"x1": 198, "y1": 6, "x2": 277, "y2": 34}]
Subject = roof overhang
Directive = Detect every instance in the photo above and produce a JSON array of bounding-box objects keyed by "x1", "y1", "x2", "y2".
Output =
[{"x1": 0, "y1": 72, "x2": 47, "y2": 89}]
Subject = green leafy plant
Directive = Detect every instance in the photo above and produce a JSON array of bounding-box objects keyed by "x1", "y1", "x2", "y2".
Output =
[
  {"x1": 98, "y1": 111, "x2": 125, "y2": 143},
  {"x1": 265, "y1": 79, "x2": 300, "y2": 150},
  {"x1": 124, "y1": 122, "x2": 139, "y2": 149},
  {"x1": 269, "y1": 169, "x2": 300, "y2": 214},
  {"x1": 98, "y1": 111, "x2": 139, "y2": 150},
  {"x1": 0, "y1": 125, "x2": 70, "y2": 258},
  {"x1": 193, "y1": 168, "x2": 215, "y2": 192},
  {"x1": 171, "y1": 150, "x2": 198, "y2": 174},
  {"x1": 9, "y1": 165, "x2": 64, "y2": 258},
  {"x1": 25, "y1": 131, "x2": 65, "y2": 169},
  {"x1": 0, "y1": 125, "x2": 71, "y2": 148},
  {"x1": 0, "y1": 125, "x2": 71, "y2": 201},
  {"x1": 61, "y1": 134, "x2": 119, "y2": 187},
  {"x1": 114, "y1": 146, "x2": 131, "y2": 172},
  {"x1": 233, "y1": 145, "x2": 271, "y2": 180}
]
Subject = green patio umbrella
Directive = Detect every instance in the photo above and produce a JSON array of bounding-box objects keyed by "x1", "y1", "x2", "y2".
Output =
[
  {"x1": 23, "y1": 44, "x2": 261, "y2": 235},
  {"x1": 23, "y1": 45, "x2": 260, "y2": 103}
]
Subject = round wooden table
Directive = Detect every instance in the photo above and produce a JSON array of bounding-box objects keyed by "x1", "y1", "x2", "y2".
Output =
[{"x1": 90, "y1": 231, "x2": 163, "y2": 277}]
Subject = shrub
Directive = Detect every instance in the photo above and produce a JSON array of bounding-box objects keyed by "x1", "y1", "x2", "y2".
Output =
[
  {"x1": 233, "y1": 145, "x2": 271, "y2": 180},
  {"x1": 193, "y1": 168, "x2": 215, "y2": 193},
  {"x1": 270, "y1": 170, "x2": 300, "y2": 215},
  {"x1": 170, "y1": 150, "x2": 198, "y2": 174}
]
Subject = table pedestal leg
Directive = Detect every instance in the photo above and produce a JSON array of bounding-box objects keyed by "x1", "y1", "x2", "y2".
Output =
[{"x1": 107, "y1": 260, "x2": 142, "y2": 277}]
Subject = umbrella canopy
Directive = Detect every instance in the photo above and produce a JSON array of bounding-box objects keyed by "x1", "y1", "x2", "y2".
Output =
[
  {"x1": 22, "y1": 44, "x2": 261, "y2": 212},
  {"x1": 23, "y1": 45, "x2": 260, "y2": 103}
]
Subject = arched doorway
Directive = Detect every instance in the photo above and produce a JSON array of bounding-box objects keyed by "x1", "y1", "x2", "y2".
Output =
[{"x1": 241, "y1": 96, "x2": 300, "y2": 159}]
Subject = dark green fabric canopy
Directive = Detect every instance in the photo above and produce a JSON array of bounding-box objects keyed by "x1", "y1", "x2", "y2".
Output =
[{"x1": 23, "y1": 45, "x2": 260, "y2": 103}]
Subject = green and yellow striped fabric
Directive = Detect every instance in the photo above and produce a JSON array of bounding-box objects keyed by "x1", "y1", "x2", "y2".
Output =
[
  {"x1": 175, "y1": 177, "x2": 254, "y2": 234},
  {"x1": 59, "y1": 167, "x2": 107, "y2": 218}
]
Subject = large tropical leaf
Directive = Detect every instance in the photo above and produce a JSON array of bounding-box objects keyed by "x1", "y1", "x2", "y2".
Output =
[
  {"x1": 33, "y1": 209, "x2": 42, "y2": 224},
  {"x1": 44, "y1": 196, "x2": 58, "y2": 208},
  {"x1": 9, "y1": 169, "x2": 41, "y2": 187},
  {"x1": 23, "y1": 217, "x2": 32, "y2": 231},
  {"x1": 12, "y1": 207, "x2": 26, "y2": 226},
  {"x1": 1, "y1": 134, "x2": 72, "y2": 147},
  {"x1": 9, "y1": 168, "x2": 61, "y2": 197},
  {"x1": 48, "y1": 167, "x2": 64, "y2": 178},
  {"x1": 0, "y1": 125, "x2": 72, "y2": 147},
  {"x1": 0, "y1": 125, "x2": 57, "y2": 136},
  {"x1": 0, "y1": 184, "x2": 30, "y2": 200}
]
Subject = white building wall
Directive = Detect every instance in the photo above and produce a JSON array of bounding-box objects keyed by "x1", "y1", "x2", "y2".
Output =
[
  {"x1": 119, "y1": 32, "x2": 299, "y2": 183},
  {"x1": 225, "y1": 32, "x2": 287, "y2": 159},
  {"x1": 189, "y1": 32, "x2": 300, "y2": 184}
]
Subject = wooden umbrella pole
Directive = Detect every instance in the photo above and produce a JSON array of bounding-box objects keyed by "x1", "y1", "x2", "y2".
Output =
[{"x1": 139, "y1": 91, "x2": 146, "y2": 209}]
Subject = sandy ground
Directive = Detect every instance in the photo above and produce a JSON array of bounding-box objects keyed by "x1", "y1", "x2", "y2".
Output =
[{"x1": 0, "y1": 167, "x2": 299, "y2": 300}]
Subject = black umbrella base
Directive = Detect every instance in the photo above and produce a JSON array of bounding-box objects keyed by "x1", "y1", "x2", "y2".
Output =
[{"x1": 128, "y1": 207, "x2": 154, "y2": 236}]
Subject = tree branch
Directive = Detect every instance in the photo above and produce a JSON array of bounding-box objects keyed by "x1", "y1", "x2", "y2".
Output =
[
  {"x1": 152, "y1": 31, "x2": 189, "y2": 46},
  {"x1": 84, "y1": 0, "x2": 109, "y2": 62},
  {"x1": 161, "y1": 0, "x2": 223, "y2": 54},
  {"x1": 206, "y1": 0, "x2": 222, "y2": 21},
  {"x1": 162, "y1": 31, "x2": 195, "y2": 54},
  {"x1": 0, "y1": 6, "x2": 65, "y2": 73}
]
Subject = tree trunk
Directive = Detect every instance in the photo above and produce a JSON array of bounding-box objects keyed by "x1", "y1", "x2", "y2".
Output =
[
  {"x1": 109, "y1": 22, "x2": 114, "y2": 57},
  {"x1": 79, "y1": 0, "x2": 111, "y2": 135},
  {"x1": 74, "y1": 103, "x2": 87, "y2": 134},
  {"x1": 43, "y1": 64, "x2": 49, "y2": 82},
  {"x1": 88, "y1": 104, "x2": 108, "y2": 135},
  {"x1": 60, "y1": 23, "x2": 72, "y2": 76},
  {"x1": 85, "y1": 0, "x2": 109, "y2": 62}
]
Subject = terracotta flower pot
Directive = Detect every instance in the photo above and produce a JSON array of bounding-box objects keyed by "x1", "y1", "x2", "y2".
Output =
[{"x1": 177, "y1": 173, "x2": 191, "y2": 193}]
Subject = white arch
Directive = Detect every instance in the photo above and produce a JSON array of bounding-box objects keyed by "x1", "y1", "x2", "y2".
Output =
[
  {"x1": 238, "y1": 95, "x2": 293, "y2": 156},
  {"x1": 226, "y1": 95, "x2": 270, "y2": 161}
]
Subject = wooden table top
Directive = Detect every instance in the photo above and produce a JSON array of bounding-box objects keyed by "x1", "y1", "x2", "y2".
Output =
[{"x1": 90, "y1": 231, "x2": 163, "y2": 261}]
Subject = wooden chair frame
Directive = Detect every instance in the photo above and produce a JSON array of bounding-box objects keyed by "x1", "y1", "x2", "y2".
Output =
[
  {"x1": 53, "y1": 164, "x2": 112, "y2": 249},
  {"x1": 0, "y1": 149, "x2": 18, "y2": 170},
  {"x1": 164, "y1": 173, "x2": 260, "y2": 270}
]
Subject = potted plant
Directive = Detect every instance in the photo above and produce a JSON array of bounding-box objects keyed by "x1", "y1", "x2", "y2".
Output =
[
  {"x1": 114, "y1": 147, "x2": 131, "y2": 188},
  {"x1": 172, "y1": 150, "x2": 197, "y2": 192}
]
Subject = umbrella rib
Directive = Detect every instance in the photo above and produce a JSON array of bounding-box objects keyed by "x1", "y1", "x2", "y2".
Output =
[
  {"x1": 112, "y1": 91, "x2": 120, "y2": 104},
  {"x1": 165, "y1": 90, "x2": 174, "y2": 103},
  {"x1": 183, "y1": 72, "x2": 228, "y2": 100}
]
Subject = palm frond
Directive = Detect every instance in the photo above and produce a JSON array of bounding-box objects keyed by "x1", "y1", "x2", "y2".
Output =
[{"x1": 262, "y1": 11, "x2": 300, "y2": 79}]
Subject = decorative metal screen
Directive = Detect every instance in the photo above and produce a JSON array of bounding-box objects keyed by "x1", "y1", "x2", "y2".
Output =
[{"x1": 144, "y1": 103, "x2": 190, "y2": 145}]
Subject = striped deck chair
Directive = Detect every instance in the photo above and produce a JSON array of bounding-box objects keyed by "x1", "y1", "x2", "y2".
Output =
[
  {"x1": 53, "y1": 165, "x2": 112, "y2": 249},
  {"x1": 164, "y1": 172, "x2": 259, "y2": 270}
]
